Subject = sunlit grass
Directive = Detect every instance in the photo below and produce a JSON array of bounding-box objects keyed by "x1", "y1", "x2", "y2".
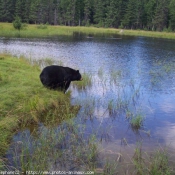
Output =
[{"x1": 1, "y1": 22, "x2": 175, "y2": 39}]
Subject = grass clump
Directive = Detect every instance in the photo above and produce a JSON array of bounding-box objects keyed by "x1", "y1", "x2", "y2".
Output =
[
  {"x1": 73, "y1": 73, "x2": 92, "y2": 90},
  {"x1": 110, "y1": 70, "x2": 122, "y2": 84},
  {"x1": 102, "y1": 160, "x2": 119, "y2": 175},
  {"x1": 37, "y1": 23, "x2": 48, "y2": 29},
  {"x1": 148, "y1": 150, "x2": 171, "y2": 175},
  {"x1": 130, "y1": 114, "x2": 144, "y2": 130},
  {"x1": 0, "y1": 54, "x2": 79, "y2": 157},
  {"x1": 132, "y1": 144, "x2": 174, "y2": 175}
]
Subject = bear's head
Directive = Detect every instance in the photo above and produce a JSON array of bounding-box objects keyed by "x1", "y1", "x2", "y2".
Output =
[{"x1": 72, "y1": 70, "x2": 82, "y2": 81}]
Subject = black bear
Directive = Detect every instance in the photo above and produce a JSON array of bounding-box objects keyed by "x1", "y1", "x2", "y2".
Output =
[{"x1": 40, "y1": 65, "x2": 82, "y2": 93}]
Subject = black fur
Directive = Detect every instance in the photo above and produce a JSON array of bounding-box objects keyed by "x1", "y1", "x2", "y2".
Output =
[{"x1": 40, "y1": 65, "x2": 82, "y2": 93}]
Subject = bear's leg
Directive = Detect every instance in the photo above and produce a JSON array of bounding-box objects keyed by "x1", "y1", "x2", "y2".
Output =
[{"x1": 64, "y1": 81, "x2": 71, "y2": 93}]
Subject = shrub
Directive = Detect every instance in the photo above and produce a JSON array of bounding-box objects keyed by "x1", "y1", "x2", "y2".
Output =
[{"x1": 13, "y1": 16, "x2": 22, "y2": 31}]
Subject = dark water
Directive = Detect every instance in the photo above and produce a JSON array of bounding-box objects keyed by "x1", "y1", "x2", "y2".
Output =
[{"x1": 1, "y1": 35, "x2": 175, "y2": 171}]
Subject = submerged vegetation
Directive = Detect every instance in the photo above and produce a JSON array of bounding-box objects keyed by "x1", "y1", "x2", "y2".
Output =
[{"x1": 9, "y1": 122, "x2": 98, "y2": 172}]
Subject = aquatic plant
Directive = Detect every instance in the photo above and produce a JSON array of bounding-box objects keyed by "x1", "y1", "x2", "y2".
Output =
[
  {"x1": 108, "y1": 100, "x2": 114, "y2": 115},
  {"x1": 79, "y1": 97, "x2": 96, "y2": 118},
  {"x1": 98, "y1": 67, "x2": 104, "y2": 79},
  {"x1": 130, "y1": 114, "x2": 144, "y2": 130},
  {"x1": 43, "y1": 58, "x2": 55, "y2": 66},
  {"x1": 10, "y1": 121, "x2": 98, "y2": 172},
  {"x1": 102, "y1": 159, "x2": 119, "y2": 175},
  {"x1": 73, "y1": 73, "x2": 92, "y2": 90},
  {"x1": 110, "y1": 69, "x2": 122, "y2": 84},
  {"x1": 132, "y1": 144, "x2": 173, "y2": 175},
  {"x1": 148, "y1": 150, "x2": 172, "y2": 175}
]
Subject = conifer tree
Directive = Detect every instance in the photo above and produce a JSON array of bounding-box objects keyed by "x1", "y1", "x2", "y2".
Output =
[
  {"x1": 75, "y1": 0, "x2": 84, "y2": 26},
  {"x1": 0, "y1": 0, "x2": 13, "y2": 22},
  {"x1": 84, "y1": 0, "x2": 91, "y2": 26},
  {"x1": 15, "y1": 0, "x2": 26, "y2": 21},
  {"x1": 94, "y1": 0, "x2": 108, "y2": 27},
  {"x1": 29, "y1": 0, "x2": 40, "y2": 24},
  {"x1": 153, "y1": 0, "x2": 170, "y2": 31},
  {"x1": 105, "y1": 0, "x2": 123, "y2": 28},
  {"x1": 0, "y1": 0, "x2": 175, "y2": 31},
  {"x1": 121, "y1": 0, "x2": 139, "y2": 29},
  {"x1": 23, "y1": 0, "x2": 31, "y2": 23},
  {"x1": 169, "y1": 0, "x2": 175, "y2": 31}
]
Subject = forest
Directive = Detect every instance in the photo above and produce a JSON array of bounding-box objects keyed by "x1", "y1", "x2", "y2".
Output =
[{"x1": 0, "y1": 0, "x2": 175, "y2": 31}]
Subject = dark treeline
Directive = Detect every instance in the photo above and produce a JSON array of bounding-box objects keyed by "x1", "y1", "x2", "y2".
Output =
[{"x1": 1, "y1": 0, "x2": 175, "y2": 31}]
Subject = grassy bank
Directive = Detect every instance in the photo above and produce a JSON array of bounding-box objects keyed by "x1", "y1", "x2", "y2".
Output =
[
  {"x1": 0, "y1": 22, "x2": 175, "y2": 39},
  {"x1": 0, "y1": 53, "x2": 80, "y2": 157}
]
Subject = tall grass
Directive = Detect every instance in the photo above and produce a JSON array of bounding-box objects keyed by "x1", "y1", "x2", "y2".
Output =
[{"x1": 73, "y1": 73, "x2": 92, "y2": 90}]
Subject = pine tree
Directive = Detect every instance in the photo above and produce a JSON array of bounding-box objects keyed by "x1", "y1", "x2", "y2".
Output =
[
  {"x1": 153, "y1": 0, "x2": 170, "y2": 31},
  {"x1": 59, "y1": 0, "x2": 69, "y2": 25},
  {"x1": 75, "y1": 0, "x2": 84, "y2": 26},
  {"x1": 121, "y1": 0, "x2": 140, "y2": 29},
  {"x1": 15, "y1": 0, "x2": 26, "y2": 21},
  {"x1": 136, "y1": 0, "x2": 146, "y2": 29},
  {"x1": 69, "y1": 0, "x2": 76, "y2": 26},
  {"x1": 145, "y1": 0, "x2": 156, "y2": 30},
  {"x1": 169, "y1": 0, "x2": 175, "y2": 31},
  {"x1": 53, "y1": 0, "x2": 60, "y2": 25},
  {"x1": 93, "y1": 0, "x2": 108, "y2": 27},
  {"x1": 23, "y1": 0, "x2": 31, "y2": 23},
  {"x1": 84, "y1": 0, "x2": 91, "y2": 26},
  {"x1": 0, "y1": 0, "x2": 14, "y2": 22},
  {"x1": 0, "y1": 0, "x2": 3, "y2": 21},
  {"x1": 105, "y1": 0, "x2": 123, "y2": 28},
  {"x1": 29, "y1": 0, "x2": 40, "y2": 24}
]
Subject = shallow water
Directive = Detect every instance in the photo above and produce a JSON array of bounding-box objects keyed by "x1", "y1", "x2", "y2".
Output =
[{"x1": 1, "y1": 34, "x2": 175, "y2": 172}]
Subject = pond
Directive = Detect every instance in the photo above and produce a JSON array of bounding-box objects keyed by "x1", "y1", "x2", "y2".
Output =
[{"x1": 1, "y1": 34, "x2": 175, "y2": 173}]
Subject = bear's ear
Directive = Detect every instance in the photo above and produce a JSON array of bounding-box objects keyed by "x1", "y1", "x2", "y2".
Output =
[{"x1": 76, "y1": 70, "x2": 79, "y2": 73}]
